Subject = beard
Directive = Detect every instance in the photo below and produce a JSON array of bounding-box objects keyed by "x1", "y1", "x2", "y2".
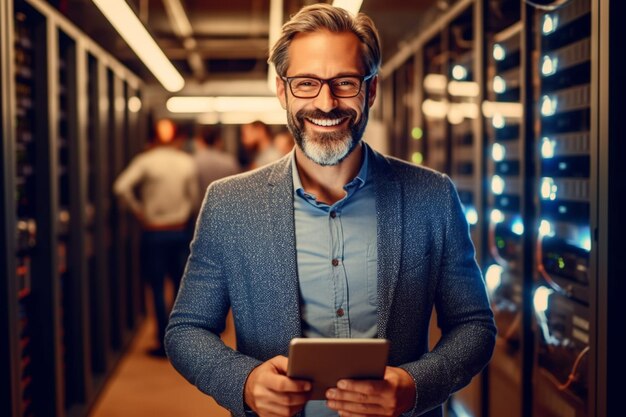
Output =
[{"x1": 286, "y1": 102, "x2": 369, "y2": 166}]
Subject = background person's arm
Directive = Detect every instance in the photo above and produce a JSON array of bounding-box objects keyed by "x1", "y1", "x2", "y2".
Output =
[{"x1": 112, "y1": 155, "x2": 145, "y2": 220}]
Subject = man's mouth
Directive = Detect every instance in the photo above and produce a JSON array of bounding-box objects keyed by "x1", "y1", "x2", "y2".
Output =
[{"x1": 305, "y1": 117, "x2": 347, "y2": 127}]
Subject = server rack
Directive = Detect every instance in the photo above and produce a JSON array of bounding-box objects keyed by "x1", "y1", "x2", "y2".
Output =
[
  {"x1": 378, "y1": 0, "x2": 616, "y2": 416},
  {"x1": 531, "y1": 1, "x2": 594, "y2": 416},
  {"x1": 0, "y1": 1, "x2": 145, "y2": 416}
]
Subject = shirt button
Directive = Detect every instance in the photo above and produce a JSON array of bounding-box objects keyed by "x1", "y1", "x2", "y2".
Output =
[
  {"x1": 336, "y1": 308, "x2": 344, "y2": 317},
  {"x1": 330, "y1": 211, "x2": 337, "y2": 218},
  {"x1": 332, "y1": 259, "x2": 339, "y2": 266}
]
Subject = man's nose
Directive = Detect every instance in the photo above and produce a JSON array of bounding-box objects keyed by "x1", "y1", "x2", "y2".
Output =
[{"x1": 312, "y1": 83, "x2": 338, "y2": 113}]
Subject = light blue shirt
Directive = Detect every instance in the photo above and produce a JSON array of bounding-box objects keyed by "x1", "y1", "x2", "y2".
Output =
[{"x1": 291, "y1": 145, "x2": 378, "y2": 417}]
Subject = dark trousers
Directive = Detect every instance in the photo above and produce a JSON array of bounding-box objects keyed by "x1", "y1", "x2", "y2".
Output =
[{"x1": 140, "y1": 229, "x2": 190, "y2": 348}]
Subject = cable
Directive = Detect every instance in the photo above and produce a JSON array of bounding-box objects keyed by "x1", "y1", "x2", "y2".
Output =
[
  {"x1": 522, "y1": 0, "x2": 574, "y2": 11},
  {"x1": 542, "y1": 346, "x2": 590, "y2": 391},
  {"x1": 536, "y1": 233, "x2": 570, "y2": 297}
]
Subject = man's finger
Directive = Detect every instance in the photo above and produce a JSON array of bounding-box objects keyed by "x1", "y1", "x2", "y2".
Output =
[
  {"x1": 326, "y1": 387, "x2": 383, "y2": 404},
  {"x1": 265, "y1": 373, "x2": 311, "y2": 393},
  {"x1": 267, "y1": 390, "x2": 311, "y2": 406},
  {"x1": 336, "y1": 379, "x2": 384, "y2": 395},
  {"x1": 326, "y1": 398, "x2": 385, "y2": 415},
  {"x1": 269, "y1": 355, "x2": 290, "y2": 372}
]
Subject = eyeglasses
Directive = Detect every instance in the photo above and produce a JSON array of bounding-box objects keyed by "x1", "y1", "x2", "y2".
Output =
[{"x1": 281, "y1": 74, "x2": 375, "y2": 99}]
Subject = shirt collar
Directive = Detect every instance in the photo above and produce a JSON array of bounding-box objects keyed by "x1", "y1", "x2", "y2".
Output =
[{"x1": 291, "y1": 143, "x2": 370, "y2": 196}]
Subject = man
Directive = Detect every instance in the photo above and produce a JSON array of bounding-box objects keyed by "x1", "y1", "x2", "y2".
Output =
[
  {"x1": 166, "y1": 4, "x2": 495, "y2": 417},
  {"x1": 193, "y1": 125, "x2": 240, "y2": 195},
  {"x1": 241, "y1": 120, "x2": 283, "y2": 169},
  {"x1": 114, "y1": 118, "x2": 198, "y2": 357}
]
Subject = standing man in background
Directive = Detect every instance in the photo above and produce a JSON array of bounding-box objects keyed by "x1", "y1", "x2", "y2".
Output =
[
  {"x1": 193, "y1": 125, "x2": 240, "y2": 196},
  {"x1": 166, "y1": 4, "x2": 495, "y2": 417},
  {"x1": 114, "y1": 118, "x2": 198, "y2": 357}
]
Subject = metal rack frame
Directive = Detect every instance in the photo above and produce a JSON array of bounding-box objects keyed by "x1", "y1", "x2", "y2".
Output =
[{"x1": 1, "y1": 1, "x2": 144, "y2": 416}]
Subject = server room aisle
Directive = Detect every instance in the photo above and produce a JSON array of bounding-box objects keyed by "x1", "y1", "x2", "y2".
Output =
[{"x1": 88, "y1": 297, "x2": 235, "y2": 417}]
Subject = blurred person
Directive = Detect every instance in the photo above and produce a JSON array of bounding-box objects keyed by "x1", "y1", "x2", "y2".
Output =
[
  {"x1": 114, "y1": 118, "x2": 198, "y2": 357},
  {"x1": 240, "y1": 120, "x2": 282, "y2": 169},
  {"x1": 193, "y1": 125, "x2": 241, "y2": 196},
  {"x1": 273, "y1": 127, "x2": 295, "y2": 156},
  {"x1": 166, "y1": 4, "x2": 495, "y2": 417}
]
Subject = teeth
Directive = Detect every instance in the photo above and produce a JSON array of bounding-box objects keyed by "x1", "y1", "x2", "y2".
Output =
[{"x1": 308, "y1": 118, "x2": 342, "y2": 127}]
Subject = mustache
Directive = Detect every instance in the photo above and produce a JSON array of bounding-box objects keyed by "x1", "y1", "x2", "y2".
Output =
[{"x1": 295, "y1": 108, "x2": 357, "y2": 122}]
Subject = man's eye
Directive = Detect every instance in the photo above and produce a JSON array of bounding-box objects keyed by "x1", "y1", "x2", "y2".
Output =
[
  {"x1": 335, "y1": 79, "x2": 358, "y2": 87},
  {"x1": 295, "y1": 80, "x2": 318, "y2": 88}
]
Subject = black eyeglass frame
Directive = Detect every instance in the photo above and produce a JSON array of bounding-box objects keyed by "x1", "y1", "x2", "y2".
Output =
[{"x1": 281, "y1": 73, "x2": 376, "y2": 99}]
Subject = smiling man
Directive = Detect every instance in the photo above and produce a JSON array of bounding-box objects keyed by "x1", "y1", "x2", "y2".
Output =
[{"x1": 165, "y1": 4, "x2": 495, "y2": 417}]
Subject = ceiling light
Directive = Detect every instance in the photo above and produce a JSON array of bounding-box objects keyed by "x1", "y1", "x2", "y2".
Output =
[
  {"x1": 448, "y1": 81, "x2": 479, "y2": 97},
  {"x1": 92, "y1": 0, "x2": 184, "y2": 92},
  {"x1": 423, "y1": 74, "x2": 447, "y2": 94},
  {"x1": 163, "y1": 0, "x2": 193, "y2": 38},
  {"x1": 198, "y1": 111, "x2": 287, "y2": 125},
  {"x1": 167, "y1": 96, "x2": 283, "y2": 113},
  {"x1": 128, "y1": 96, "x2": 142, "y2": 113},
  {"x1": 481, "y1": 101, "x2": 523, "y2": 118},
  {"x1": 167, "y1": 97, "x2": 214, "y2": 113}
]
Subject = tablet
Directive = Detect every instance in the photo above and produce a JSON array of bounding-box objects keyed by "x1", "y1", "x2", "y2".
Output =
[{"x1": 287, "y1": 338, "x2": 390, "y2": 400}]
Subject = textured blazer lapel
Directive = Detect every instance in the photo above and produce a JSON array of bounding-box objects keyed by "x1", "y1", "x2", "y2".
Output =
[
  {"x1": 370, "y1": 148, "x2": 402, "y2": 338},
  {"x1": 266, "y1": 157, "x2": 302, "y2": 343}
]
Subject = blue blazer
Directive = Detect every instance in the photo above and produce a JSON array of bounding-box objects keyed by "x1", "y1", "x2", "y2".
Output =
[{"x1": 165, "y1": 145, "x2": 496, "y2": 417}]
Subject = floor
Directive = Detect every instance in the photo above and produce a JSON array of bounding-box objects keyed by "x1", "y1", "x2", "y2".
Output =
[{"x1": 89, "y1": 295, "x2": 236, "y2": 417}]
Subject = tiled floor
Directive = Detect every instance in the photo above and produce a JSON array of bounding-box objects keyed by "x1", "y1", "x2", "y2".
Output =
[{"x1": 89, "y1": 307, "x2": 236, "y2": 417}]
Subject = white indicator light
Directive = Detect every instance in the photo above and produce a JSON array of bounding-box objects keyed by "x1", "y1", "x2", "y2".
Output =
[
  {"x1": 492, "y1": 113, "x2": 505, "y2": 129},
  {"x1": 493, "y1": 75, "x2": 506, "y2": 94},
  {"x1": 541, "y1": 95, "x2": 557, "y2": 116},
  {"x1": 465, "y1": 206, "x2": 478, "y2": 226},
  {"x1": 533, "y1": 286, "x2": 553, "y2": 313},
  {"x1": 452, "y1": 65, "x2": 468, "y2": 80},
  {"x1": 490, "y1": 209, "x2": 505, "y2": 224},
  {"x1": 541, "y1": 56, "x2": 559, "y2": 76},
  {"x1": 485, "y1": 264, "x2": 503, "y2": 293},
  {"x1": 491, "y1": 175, "x2": 505, "y2": 195},
  {"x1": 542, "y1": 14, "x2": 559, "y2": 35},
  {"x1": 512, "y1": 218, "x2": 524, "y2": 236},
  {"x1": 540, "y1": 177, "x2": 557, "y2": 200},
  {"x1": 492, "y1": 143, "x2": 506, "y2": 162},
  {"x1": 541, "y1": 137, "x2": 556, "y2": 158},
  {"x1": 493, "y1": 44, "x2": 506, "y2": 61},
  {"x1": 539, "y1": 219, "x2": 554, "y2": 237}
]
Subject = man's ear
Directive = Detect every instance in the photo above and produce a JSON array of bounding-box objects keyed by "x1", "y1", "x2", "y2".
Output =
[
  {"x1": 276, "y1": 76, "x2": 287, "y2": 109},
  {"x1": 367, "y1": 75, "x2": 378, "y2": 108}
]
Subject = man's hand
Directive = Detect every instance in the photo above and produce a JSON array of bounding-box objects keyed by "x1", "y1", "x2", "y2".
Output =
[
  {"x1": 244, "y1": 355, "x2": 312, "y2": 417},
  {"x1": 325, "y1": 366, "x2": 416, "y2": 417}
]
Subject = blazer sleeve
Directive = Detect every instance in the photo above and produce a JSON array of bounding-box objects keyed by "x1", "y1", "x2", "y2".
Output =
[
  {"x1": 164, "y1": 185, "x2": 262, "y2": 417},
  {"x1": 399, "y1": 175, "x2": 496, "y2": 416}
]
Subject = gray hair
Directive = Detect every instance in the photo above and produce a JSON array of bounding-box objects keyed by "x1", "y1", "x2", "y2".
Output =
[{"x1": 269, "y1": 3, "x2": 382, "y2": 77}]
